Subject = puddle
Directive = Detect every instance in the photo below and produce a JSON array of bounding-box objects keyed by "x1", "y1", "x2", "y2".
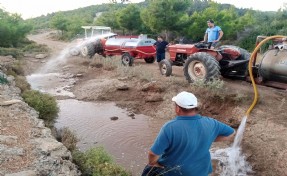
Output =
[
  {"x1": 26, "y1": 73, "x2": 76, "y2": 97},
  {"x1": 55, "y1": 99, "x2": 164, "y2": 175}
]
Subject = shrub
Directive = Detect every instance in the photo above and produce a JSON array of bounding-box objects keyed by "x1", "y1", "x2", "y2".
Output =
[
  {"x1": 90, "y1": 56, "x2": 120, "y2": 71},
  {"x1": 191, "y1": 79, "x2": 225, "y2": 97},
  {"x1": 22, "y1": 43, "x2": 50, "y2": 53},
  {"x1": 0, "y1": 47, "x2": 24, "y2": 58},
  {"x1": 72, "y1": 147, "x2": 130, "y2": 176},
  {"x1": 22, "y1": 90, "x2": 59, "y2": 126},
  {"x1": 15, "y1": 76, "x2": 31, "y2": 93},
  {"x1": 53, "y1": 127, "x2": 78, "y2": 151}
]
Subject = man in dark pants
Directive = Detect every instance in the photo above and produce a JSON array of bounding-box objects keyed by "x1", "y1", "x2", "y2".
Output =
[
  {"x1": 154, "y1": 35, "x2": 169, "y2": 63},
  {"x1": 142, "y1": 91, "x2": 235, "y2": 176}
]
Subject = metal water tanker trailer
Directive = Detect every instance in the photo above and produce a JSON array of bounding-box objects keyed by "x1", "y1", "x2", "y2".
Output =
[
  {"x1": 250, "y1": 36, "x2": 287, "y2": 89},
  {"x1": 82, "y1": 34, "x2": 156, "y2": 66},
  {"x1": 104, "y1": 35, "x2": 156, "y2": 66}
]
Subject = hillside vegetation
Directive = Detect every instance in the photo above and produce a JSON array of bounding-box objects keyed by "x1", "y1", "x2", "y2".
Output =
[{"x1": 2, "y1": 0, "x2": 287, "y2": 51}]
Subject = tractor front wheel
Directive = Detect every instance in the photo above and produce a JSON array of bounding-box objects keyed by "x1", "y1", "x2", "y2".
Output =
[
  {"x1": 159, "y1": 59, "x2": 172, "y2": 76},
  {"x1": 144, "y1": 57, "x2": 155, "y2": 63},
  {"x1": 121, "y1": 53, "x2": 134, "y2": 66},
  {"x1": 184, "y1": 52, "x2": 220, "y2": 83},
  {"x1": 81, "y1": 43, "x2": 96, "y2": 58}
]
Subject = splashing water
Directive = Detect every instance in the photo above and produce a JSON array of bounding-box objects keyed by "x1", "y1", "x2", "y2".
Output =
[
  {"x1": 211, "y1": 116, "x2": 254, "y2": 176},
  {"x1": 39, "y1": 33, "x2": 116, "y2": 74}
]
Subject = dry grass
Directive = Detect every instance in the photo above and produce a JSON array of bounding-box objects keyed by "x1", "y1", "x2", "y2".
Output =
[
  {"x1": 117, "y1": 65, "x2": 154, "y2": 82},
  {"x1": 15, "y1": 76, "x2": 31, "y2": 93},
  {"x1": 53, "y1": 127, "x2": 78, "y2": 151},
  {"x1": 90, "y1": 56, "x2": 121, "y2": 71}
]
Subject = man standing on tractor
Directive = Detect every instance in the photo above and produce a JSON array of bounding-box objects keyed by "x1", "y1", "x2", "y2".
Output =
[
  {"x1": 141, "y1": 91, "x2": 235, "y2": 176},
  {"x1": 203, "y1": 19, "x2": 224, "y2": 49},
  {"x1": 154, "y1": 35, "x2": 169, "y2": 63}
]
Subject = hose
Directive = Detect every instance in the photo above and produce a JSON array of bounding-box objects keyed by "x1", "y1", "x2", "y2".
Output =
[{"x1": 246, "y1": 35, "x2": 286, "y2": 117}]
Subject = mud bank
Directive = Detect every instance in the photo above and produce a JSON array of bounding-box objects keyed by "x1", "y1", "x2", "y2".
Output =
[{"x1": 0, "y1": 56, "x2": 80, "y2": 176}]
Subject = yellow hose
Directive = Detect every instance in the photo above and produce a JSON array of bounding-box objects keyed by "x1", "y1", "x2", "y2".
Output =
[{"x1": 246, "y1": 35, "x2": 286, "y2": 117}]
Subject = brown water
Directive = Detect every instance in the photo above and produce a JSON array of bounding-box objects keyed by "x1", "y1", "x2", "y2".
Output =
[{"x1": 55, "y1": 99, "x2": 165, "y2": 175}]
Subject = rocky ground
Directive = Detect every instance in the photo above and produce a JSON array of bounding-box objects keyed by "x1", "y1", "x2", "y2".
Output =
[
  {"x1": 0, "y1": 56, "x2": 80, "y2": 176},
  {"x1": 0, "y1": 31, "x2": 287, "y2": 175}
]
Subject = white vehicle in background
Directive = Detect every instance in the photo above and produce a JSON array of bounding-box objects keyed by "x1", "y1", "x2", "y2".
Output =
[{"x1": 69, "y1": 26, "x2": 116, "y2": 56}]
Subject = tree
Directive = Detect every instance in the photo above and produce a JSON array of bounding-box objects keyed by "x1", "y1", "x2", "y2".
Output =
[
  {"x1": 50, "y1": 13, "x2": 69, "y2": 36},
  {"x1": 117, "y1": 4, "x2": 142, "y2": 34},
  {"x1": 94, "y1": 10, "x2": 120, "y2": 31},
  {"x1": 0, "y1": 8, "x2": 32, "y2": 47},
  {"x1": 141, "y1": 0, "x2": 190, "y2": 40}
]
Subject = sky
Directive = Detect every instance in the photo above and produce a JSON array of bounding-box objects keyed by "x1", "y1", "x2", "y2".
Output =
[{"x1": 0, "y1": 0, "x2": 286, "y2": 20}]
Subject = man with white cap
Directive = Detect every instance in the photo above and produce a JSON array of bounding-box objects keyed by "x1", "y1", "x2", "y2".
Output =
[{"x1": 142, "y1": 91, "x2": 235, "y2": 176}]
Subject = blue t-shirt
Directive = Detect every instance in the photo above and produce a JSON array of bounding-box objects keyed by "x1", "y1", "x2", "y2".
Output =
[
  {"x1": 205, "y1": 26, "x2": 222, "y2": 42},
  {"x1": 151, "y1": 115, "x2": 234, "y2": 176}
]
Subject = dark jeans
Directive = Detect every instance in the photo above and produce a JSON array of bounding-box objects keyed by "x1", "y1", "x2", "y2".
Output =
[
  {"x1": 141, "y1": 165, "x2": 165, "y2": 176},
  {"x1": 208, "y1": 42, "x2": 218, "y2": 49},
  {"x1": 141, "y1": 164, "x2": 181, "y2": 176},
  {"x1": 156, "y1": 52, "x2": 165, "y2": 62}
]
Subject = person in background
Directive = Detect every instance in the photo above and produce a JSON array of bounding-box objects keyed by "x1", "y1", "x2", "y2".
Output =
[
  {"x1": 203, "y1": 19, "x2": 224, "y2": 49},
  {"x1": 141, "y1": 91, "x2": 235, "y2": 176},
  {"x1": 154, "y1": 35, "x2": 169, "y2": 63}
]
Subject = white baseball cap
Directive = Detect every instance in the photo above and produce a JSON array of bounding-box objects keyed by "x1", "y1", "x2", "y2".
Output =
[{"x1": 172, "y1": 91, "x2": 198, "y2": 109}]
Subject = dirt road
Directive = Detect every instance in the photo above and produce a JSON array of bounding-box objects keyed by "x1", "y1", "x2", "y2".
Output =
[{"x1": 27, "y1": 32, "x2": 287, "y2": 176}]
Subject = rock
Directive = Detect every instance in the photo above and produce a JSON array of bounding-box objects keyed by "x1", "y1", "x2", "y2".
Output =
[
  {"x1": 0, "y1": 99, "x2": 22, "y2": 106},
  {"x1": 110, "y1": 116, "x2": 119, "y2": 121},
  {"x1": 5, "y1": 55, "x2": 13, "y2": 59},
  {"x1": 0, "y1": 135, "x2": 18, "y2": 145},
  {"x1": 24, "y1": 53, "x2": 35, "y2": 57},
  {"x1": 145, "y1": 94, "x2": 164, "y2": 102},
  {"x1": 0, "y1": 145, "x2": 24, "y2": 156},
  {"x1": 76, "y1": 74, "x2": 83, "y2": 77},
  {"x1": 35, "y1": 54, "x2": 48, "y2": 59},
  {"x1": 7, "y1": 76, "x2": 15, "y2": 82},
  {"x1": 5, "y1": 170, "x2": 37, "y2": 176},
  {"x1": 128, "y1": 112, "x2": 135, "y2": 117},
  {"x1": 141, "y1": 81, "x2": 164, "y2": 92},
  {"x1": 117, "y1": 84, "x2": 129, "y2": 91},
  {"x1": 33, "y1": 138, "x2": 63, "y2": 153},
  {"x1": 118, "y1": 77, "x2": 129, "y2": 81}
]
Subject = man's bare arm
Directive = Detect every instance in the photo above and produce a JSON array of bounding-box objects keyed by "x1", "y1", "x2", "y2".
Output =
[
  {"x1": 214, "y1": 131, "x2": 235, "y2": 142},
  {"x1": 148, "y1": 150, "x2": 163, "y2": 167},
  {"x1": 203, "y1": 33, "x2": 208, "y2": 42},
  {"x1": 216, "y1": 30, "x2": 224, "y2": 42}
]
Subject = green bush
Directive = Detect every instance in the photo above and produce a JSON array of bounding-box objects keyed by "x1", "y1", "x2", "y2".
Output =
[
  {"x1": 22, "y1": 90, "x2": 59, "y2": 126},
  {"x1": 72, "y1": 147, "x2": 130, "y2": 176},
  {"x1": 0, "y1": 47, "x2": 24, "y2": 58}
]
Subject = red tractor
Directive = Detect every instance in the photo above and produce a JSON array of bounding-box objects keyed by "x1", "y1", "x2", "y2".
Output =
[{"x1": 160, "y1": 42, "x2": 250, "y2": 82}]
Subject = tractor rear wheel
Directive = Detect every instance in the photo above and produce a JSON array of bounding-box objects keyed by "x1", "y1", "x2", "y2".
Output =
[
  {"x1": 81, "y1": 43, "x2": 96, "y2": 58},
  {"x1": 159, "y1": 59, "x2": 172, "y2": 76},
  {"x1": 144, "y1": 57, "x2": 155, "y2": 63},
  {"x1": 121, "y1": 53, "x2": 134, "y2": 66},
  {"x1": 184, "y1": 52, "x2": 220, "y2": 83},
  {"x1": 219, "y1": 45, "x2": 250, "y2": 77}
]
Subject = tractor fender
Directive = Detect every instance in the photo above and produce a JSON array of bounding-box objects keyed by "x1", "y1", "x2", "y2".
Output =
[{"x1": 197, "y1": 49, "x2": 223, "y2": 61}]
